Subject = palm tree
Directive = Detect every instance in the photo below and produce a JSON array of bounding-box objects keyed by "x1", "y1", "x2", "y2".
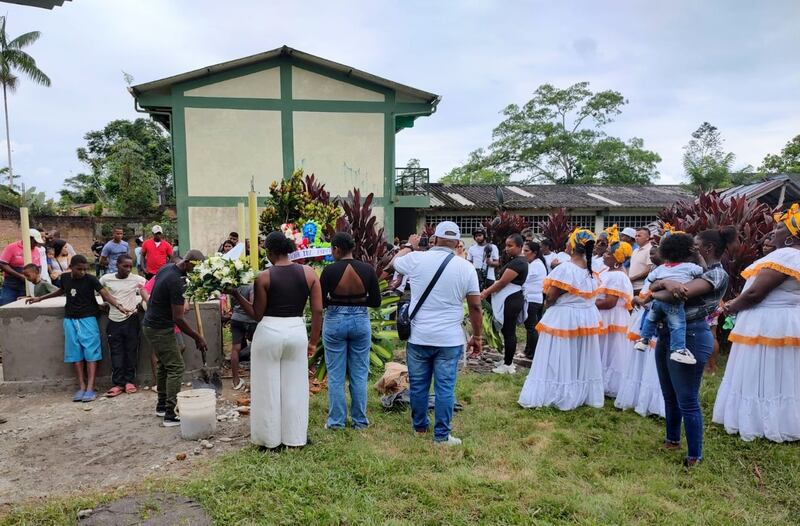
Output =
[{"x1": 0, "y1": 16, "x2": 50, "y2": 189}]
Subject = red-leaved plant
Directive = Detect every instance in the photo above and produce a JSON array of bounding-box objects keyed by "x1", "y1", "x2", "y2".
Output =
[
  {"x1": 538, "y1": 208, "x2": 573, "y2": 251},
  {"x1": 658, "y1": 192, "x2": 776, "y2": 298},
  {"x1": 483, "y1": 212, "x2": 529, "y2": 248},
  {"x1": 336, "y1": 188, "x2": 387, "y2": 271}
]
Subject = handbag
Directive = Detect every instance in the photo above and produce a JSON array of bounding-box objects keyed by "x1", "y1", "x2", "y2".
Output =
[{"x1": 397, "y1": 252, "x2": 455, "y2": 341}]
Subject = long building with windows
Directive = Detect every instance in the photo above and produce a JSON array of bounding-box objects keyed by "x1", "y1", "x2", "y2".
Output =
[{"x1": 406, "y1": 183, "x2": 693, "y2": 240}]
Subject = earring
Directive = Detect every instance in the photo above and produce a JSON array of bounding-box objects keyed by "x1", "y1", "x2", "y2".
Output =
[{"x1": 785, "y1": 237, "x2": 796, "y2": 247}]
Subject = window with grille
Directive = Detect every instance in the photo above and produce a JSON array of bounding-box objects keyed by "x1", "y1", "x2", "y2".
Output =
[
  {"x1": 604, "y1": 215, "x2": 658, "y2": 230},
  {"x1": 425, "y1": 215, "x2": 492, "y2": 235},
  {"x1": 521, "y1": 215, "x2": 550, "y2": 234}
]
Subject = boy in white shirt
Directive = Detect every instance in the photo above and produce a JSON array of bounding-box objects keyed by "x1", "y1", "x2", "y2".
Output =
[{"x1": 100, "y1": 254, "x2": 148, "y2": 396}]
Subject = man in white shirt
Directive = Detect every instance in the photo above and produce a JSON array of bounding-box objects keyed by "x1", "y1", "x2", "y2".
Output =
[
  {"x1": 100, "y1": 254, "x2": 148, "y2": 396},
  {"x1": 391, "y1": 221, "x2": 483, "y2": 446},
  {"x1": 466, "y1": 228, "x2": 499, "y2": 290},
  {"x1": 541, "y1": 239, "x2": 557, "y2": 272},
  {"x1": 628, "y1": 227, "x2": 653, "y2": 294}
]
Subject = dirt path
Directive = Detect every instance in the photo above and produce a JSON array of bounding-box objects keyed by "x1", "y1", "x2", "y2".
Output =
[{"x1": 0, "y1": 385, "x2": 250, "y2": 508}]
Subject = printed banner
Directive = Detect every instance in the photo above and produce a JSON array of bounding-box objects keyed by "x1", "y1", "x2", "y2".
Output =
[{"x1": 289, "y1": 247, "x2": 332, "y2": 261}]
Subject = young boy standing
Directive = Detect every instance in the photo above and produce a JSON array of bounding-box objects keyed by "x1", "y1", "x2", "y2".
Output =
[
  {"x1": 100, "y1": 254, "x2": 148, "y2": 397},
  {"x1": 22, "y1": 263, "x2": 58, "y2": 297},
  {"x1": 27, "y1": 255, "x2": 129, "y2": 402}
]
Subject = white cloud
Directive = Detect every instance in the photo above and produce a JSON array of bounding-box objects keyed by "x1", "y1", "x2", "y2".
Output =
[{"x1": 1, "y1": 0, "x2": 797, "y2": 198}]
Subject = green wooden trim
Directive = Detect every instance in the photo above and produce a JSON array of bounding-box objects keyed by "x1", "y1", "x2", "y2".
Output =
[
  {"x1": 185, "y1": 195, "x2": 387, "y2": 207},
  {"x1": 136, "y1": 94, "x2": 173, "y2": 108},
  {"x1": 280, "y1": 62, "x2": 294, "y2": 181},
  {"x1": 394, "y1": 102, "x2": 434, "y2": 115},
  {"x1": 395, "y1": 115, "x2": 415, "y2": 131},
  {"x1": 181, "y1": 97, "x2": 388, "y2": 114},
  {"x1": 170, "y1": 97, "x2": 190, "y2": 250},
  {"x1": 291, "y1": 100, "x2": 387, "y2": 113},
  {"x1": 394, "y1": 195, "x2": 430, "y2": 208},
  {"x1": 383, "y1": 92, "x2": 396, "y2": 239},
  {"x1": 182, "y1": 97, "x2": 283, "y2": 110},
  {"x1": 290, "y1": 60, "x2": 390, "y2": 97}
]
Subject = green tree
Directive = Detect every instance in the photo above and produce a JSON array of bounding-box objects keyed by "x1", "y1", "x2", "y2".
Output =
[
  {"x1": 0, "y1": 16, "x2": 50, "y2": 188},
  {"x1": 760, "y1": 134, "x2": 800, "y2": 174},
  {"x1": 440, "y1": 151, "x2": 511, "y2": 184},
  {"x1": 448, "y1": 82, "x2": 661, "y2": 184},
  {"x1": 105, "y1": 139, "x2": 158, "y2": 216},
  {"x1": 682, "y1": 122, "x2": 735, "y2": 191},
  {"x1": 0, "y1": 183, "x2": 55, "y2": 216}
]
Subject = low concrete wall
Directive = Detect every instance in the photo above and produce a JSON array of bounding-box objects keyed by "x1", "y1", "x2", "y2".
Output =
[{"x1": 0, "y1": 297, "x2": 222, "y2": 393}]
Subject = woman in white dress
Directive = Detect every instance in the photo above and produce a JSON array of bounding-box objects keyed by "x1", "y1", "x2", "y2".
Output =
[
  {"x1": 614, "y1": 243, "x2": 665, "y2": 416},
  {"x1": 713, "y1": 205, "x2": 800, "y2": 442},
  {"x1": 518, "y1": 229, "x2": 604, "y2": 410},
  {"x1": 595, "y1": 227, "x2": 633, "y2": 397},
  {"x1": 232, "y1": 231, "x2": 323, "y2": 449}
]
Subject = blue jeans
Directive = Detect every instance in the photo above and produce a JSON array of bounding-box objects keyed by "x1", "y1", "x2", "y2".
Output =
[
  {"x1": 0, "y1": 281, "x2": 23, "y2": 306},
  {"x1": 640, "y1": 299, "x2": 687, "y2": 351},
  {"x1": 654, "y1": 318, "x2": 713, "y2": 460},
  {"x1": 323, "y1": 306, "x2": 372, "y2": 429},
  {"x1": 406, "y1": 342, "x2": 462, "y2": 441}
]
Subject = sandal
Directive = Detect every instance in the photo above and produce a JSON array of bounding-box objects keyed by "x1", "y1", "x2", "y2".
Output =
[
  {"x1": 124, "y1": 383, "x2": 138, "y2": 394},
  {"x1": 105, "y1": 386, "x2": 124, "y2": 398},
  {"x1": 233, "y1": 378, "x2": 245, "y2": 390}
]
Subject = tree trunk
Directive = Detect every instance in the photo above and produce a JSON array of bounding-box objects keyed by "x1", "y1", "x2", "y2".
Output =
[{"x1": 2, "y1": 82, "x2": 13, "y2": 189}]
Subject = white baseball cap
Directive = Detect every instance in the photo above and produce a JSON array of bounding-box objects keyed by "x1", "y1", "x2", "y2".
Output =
[
  {"x1": 151, "y1": 225, "x2": 163, "y2": 234},
  {"x1": 621, "y1": 227, "x2": 637, "y2": 238},
  {"x1": 29, "y1": 228, "x2": 44, "y2": 244},
  {"x1": 434, "y1": 221, "x2": 461, "y2": 240}
]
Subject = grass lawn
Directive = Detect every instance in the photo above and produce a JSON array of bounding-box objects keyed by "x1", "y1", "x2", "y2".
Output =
[{"x1": 3, "y1": 367, "x2": 799, "y2": 525}]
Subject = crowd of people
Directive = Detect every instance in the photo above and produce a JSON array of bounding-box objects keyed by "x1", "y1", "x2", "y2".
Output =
[{"x1": 3, "y1": 204, "x2": 799, "y2": 465}]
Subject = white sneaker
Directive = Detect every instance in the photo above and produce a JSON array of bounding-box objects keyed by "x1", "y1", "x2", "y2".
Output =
[
  {"x1": 492, "y1": 364, "x2": 515, "y2": 375},
  {"x1": 435, "y1": 435, "x2": 462, "y2": 446},
  {"x1": 633, "y1": 339, "x2": 650, "y2": 352},
  {"x1": 670, "y1": 349, "x2": 697, "y2": 365}
]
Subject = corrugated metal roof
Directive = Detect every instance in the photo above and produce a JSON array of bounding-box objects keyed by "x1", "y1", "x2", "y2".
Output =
[
  {"x1": 426, "y1": 183, "x2": 692, "y2": 210},
  {"x1": 130, "y1": 45, "x2": 440, "y2": 106}
]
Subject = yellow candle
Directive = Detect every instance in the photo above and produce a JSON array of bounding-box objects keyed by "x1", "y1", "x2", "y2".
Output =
[
  {"x1": 248, "y1": 190, "x2": 259, "y2": 270},
  {"x1": 20, "y1": 206, "x2": 32, "y2": 297}
]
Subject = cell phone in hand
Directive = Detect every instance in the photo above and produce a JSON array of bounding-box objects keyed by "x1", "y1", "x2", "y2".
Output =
[{"x1": 419, "y1": 236, "x2": 429, "y2": 248}]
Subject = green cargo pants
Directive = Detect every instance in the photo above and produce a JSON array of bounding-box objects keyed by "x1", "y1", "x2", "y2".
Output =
[{"x1": 142, "y1": 326, "x2": 184, "y2": 417}]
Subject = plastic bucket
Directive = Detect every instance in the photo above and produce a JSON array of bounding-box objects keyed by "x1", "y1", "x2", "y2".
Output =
[{"x1": 177, "y1": 388, "x2": 217, "y2": 440}]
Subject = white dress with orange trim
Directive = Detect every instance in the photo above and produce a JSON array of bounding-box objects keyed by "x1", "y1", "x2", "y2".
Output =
[
  {"x1": 712, "y1": 247, "x2": 800, "y2": 442},
  {"x1": 597, "y1": 270, "x2": 634, "y2": 397},
  {"x1": 518, "y1": 261, "x2": 604, "y2": 410},
  {"x1": 614, "y1": 306, "x2": 665, "y2": 418}
]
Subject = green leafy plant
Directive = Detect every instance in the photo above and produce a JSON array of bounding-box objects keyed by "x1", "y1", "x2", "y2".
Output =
[{"x1": 658, "y1": 191, "x2": 775, "y2": 298}]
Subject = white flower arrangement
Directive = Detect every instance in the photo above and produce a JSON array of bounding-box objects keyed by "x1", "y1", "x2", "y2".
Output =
[{"x1": 185, "y1": 255, "x2": 255, "y2": 302}]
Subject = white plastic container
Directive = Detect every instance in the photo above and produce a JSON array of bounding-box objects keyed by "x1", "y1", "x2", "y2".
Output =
[{"x1": 177, "y1": 388, "x2": 217, "y2": 440}]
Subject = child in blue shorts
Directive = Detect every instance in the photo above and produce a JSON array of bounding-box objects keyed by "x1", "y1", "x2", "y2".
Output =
[{"x1": 27, "y1": 254, "x2": 129, "y2": 402}]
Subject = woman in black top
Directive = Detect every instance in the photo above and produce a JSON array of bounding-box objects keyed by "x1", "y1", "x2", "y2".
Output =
[
  {"x1": 319, "y1": 232, "x2": 381, "y2": 430},
  {"x1": 232, "y1": 231, "x2": 322, "y2": 449},
  {"x1": 480, "y1": 234, "x2": 528, "y2": 373}
]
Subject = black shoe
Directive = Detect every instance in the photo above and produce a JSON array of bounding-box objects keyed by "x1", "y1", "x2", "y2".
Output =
[
  {"x1": 155, "y1": 404, "x2": 166, "y2": 417},
  {"x1": 162, "y1": 414, "x2": 180, "y2": 427}
]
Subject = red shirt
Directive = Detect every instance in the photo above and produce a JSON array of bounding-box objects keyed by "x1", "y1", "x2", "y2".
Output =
[{"x1": 141, "y1": 238, "x2": 173, "y2": 275}]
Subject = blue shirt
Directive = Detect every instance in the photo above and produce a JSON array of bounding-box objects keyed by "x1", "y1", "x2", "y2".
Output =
[{"x1": 101, "y1": 240, "x2": 129, "y2": 273}]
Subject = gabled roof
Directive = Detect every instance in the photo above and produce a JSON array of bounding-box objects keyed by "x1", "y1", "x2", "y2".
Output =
[
  {"x1": 426, "y1": 183, "x2": 692, "y2": 211},
  {"x1": 129, "y1": 45, "x2": 440, "y2": 106},
  {"x1": 720, "y1": 174, "x2": 800, "y2": 208}
]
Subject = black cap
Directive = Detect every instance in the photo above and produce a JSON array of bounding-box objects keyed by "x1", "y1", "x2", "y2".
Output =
[{"x1": 473, "y1": 228, "x2": 486, "y2": 237}]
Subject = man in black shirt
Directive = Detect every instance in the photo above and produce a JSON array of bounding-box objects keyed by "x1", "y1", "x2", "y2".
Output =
[
  {"x1": 142, "y1": 250, "x2": 208, "y2": 427},
  {"x1": 91, "y1": 238, "x2": 105, "y2": 276},
  {"x1": 27, "y1": 255, "x2": 128, "y2": 403}
]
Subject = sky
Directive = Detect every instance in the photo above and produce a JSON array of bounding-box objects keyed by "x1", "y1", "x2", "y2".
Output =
[{"x1": 3, "y1": 0, "x2": 799, "y2": 197}]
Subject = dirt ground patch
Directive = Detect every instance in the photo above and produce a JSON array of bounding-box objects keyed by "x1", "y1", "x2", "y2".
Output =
[
  {"x1": 0, "y1": 384, "x2": 250, "y2": 509},
  {"x1": 79, "y1": 492, "x2": 211, "y2": 526}
]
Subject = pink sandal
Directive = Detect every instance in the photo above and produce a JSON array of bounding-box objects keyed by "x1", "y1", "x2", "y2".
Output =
[
  {"x1": 105, "y1": 386, "x2": 124, "y2": 398},
  {"x1": 124, "y1": 383, "x2": 138, "y2": 394}
]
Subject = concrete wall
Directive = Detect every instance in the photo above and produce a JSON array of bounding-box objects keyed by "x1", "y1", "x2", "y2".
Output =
[
  {"x1": 293, "y1": 111, "x2": 384, "y2": 197},
  {"x1": 184, "y1": 67, "x2": 281, "y2": 98},
  {"x1": 184, "y1": 107, "x2": 283, "y2": 197},
  {"x1": 291, "y1": 66, "x2": 384, "y2": 102},
  {"x1": 0, "y1": 297, "x2": 222, "y2": 393}
]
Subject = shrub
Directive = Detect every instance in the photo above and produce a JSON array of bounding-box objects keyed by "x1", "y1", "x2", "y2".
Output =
[
  {"x1": 336, "y1": 188, "x2": 387, "y2": 270},
  {"x1": 537, "y1": 208, "x2": 572, "y2": 251}
]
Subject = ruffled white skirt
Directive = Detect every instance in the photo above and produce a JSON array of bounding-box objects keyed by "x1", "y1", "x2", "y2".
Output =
[
  {"x1": 614, "y1": 308, "x2": 665, "y2": 418},
  {"x1": 712, "y1": 342, "x2": 800, "y2": 442},
  {"x1": 598, "y1": 306, "x2": 630, "y2": 397},
  {"x1": 519, "y1": 305, "x2": 604, "y2": 411}
]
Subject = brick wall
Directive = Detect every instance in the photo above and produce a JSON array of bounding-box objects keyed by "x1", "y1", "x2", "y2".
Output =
[{"x1": 0, "y1": 213, "x2": 168, "y2": 255}]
